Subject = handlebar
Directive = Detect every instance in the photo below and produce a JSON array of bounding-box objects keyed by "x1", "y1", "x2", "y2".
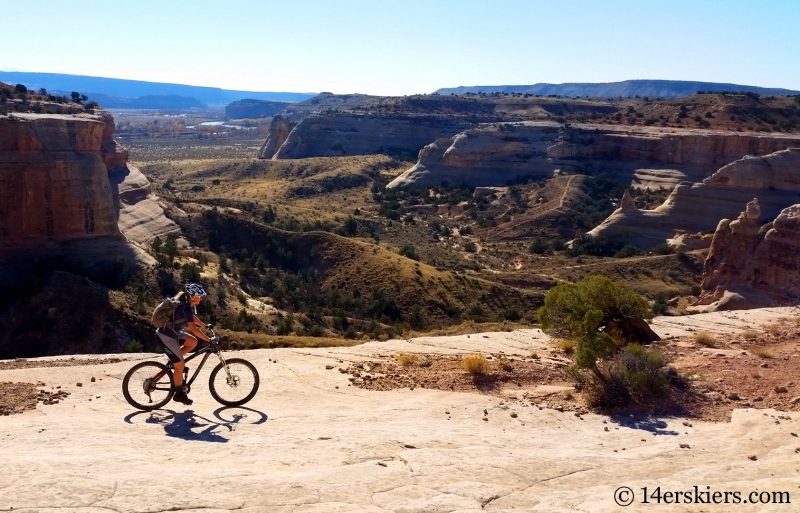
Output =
[{"x1": 205, "y1": 325, "x2": 220, "y2": 346}]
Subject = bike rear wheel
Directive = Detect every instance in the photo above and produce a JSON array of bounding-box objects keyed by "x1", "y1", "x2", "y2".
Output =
[
  {"x1": 209, "y1": 358, "x2": 260, "y2": 407},
  {"x1": 122, "y1": 361, "x2": 175, "y2": 410}
]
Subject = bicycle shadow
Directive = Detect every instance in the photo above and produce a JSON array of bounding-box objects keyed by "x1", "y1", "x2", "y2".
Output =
[{"x1": 124, "y1": 406, "x2": 268, "y2": 443}]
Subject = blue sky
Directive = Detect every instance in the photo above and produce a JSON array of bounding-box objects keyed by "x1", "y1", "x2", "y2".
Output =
[{"x1": 2, "y1": 0, "x2": 798, "y2": 95}]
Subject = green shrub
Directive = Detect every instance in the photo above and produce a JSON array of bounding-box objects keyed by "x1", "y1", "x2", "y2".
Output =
[
  {"x1": 541, "y1": 277, "x2": 677, "y2": 408},
  {"x1": 399, "y1": 244, "x2": 419, "y2": 261},
  {"x1": 567, "y1": 234, "x2": 622, "y2": 257},
  {"x1": 276, "y1": 313, "x2": 294, "y2": 335},
  {"x1": 124, "y1": 339, "x2": 144, "y2": 353},
  {"x1": 501, "y1": 308, "x2": 522, "y2": 322},
  {"x1": 529, "y1": 237, "x2": 548, "y2": 254},
  {"x1": 614, "y1": 245, "x2": 640, "y2": 258}
]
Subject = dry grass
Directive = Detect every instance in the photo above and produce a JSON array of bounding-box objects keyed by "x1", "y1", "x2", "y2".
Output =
[
  {"x1": 557, "y1": 339, "x2": 576, "y2": 355},
  {"x1": 742, "y1": 329, "x2": 759, "y2": 340},
  {"x1": 768, "y1": 324, "x2": 782, "y2": 337},
  {"x1": 749, "y1": 345, "x2": 774, "y2": 359},
  {"x1": 459, "y1": 353, "x2": 491, "y2": 375},
  {"x1": 220, "y1": 330, "x2": 364, "y2": 350},
  {"x1": 395, "y1": 353, "x2": 421, "y2": 367},
  {"x1": 693, "y1": 331, "x2": 716, "y2": 348}
]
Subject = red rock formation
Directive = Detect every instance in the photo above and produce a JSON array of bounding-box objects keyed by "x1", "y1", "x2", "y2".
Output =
[
  {"x1": 695, "y1": 199, "x2": 800, "y2": 310},
  {"x1": 589, "y1": 148, "x2": 800, "y2": 248},
  {"x1": 0, "y1": 109, "x2": 178, "y2": 260},
  {"x1": 0, "y1": 113, "x2": 119, "y2": 245}
]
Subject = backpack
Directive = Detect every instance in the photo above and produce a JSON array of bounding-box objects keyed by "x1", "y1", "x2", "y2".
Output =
[{"x1": 151, "y1": 297, "x2": 179, "y2": 329}]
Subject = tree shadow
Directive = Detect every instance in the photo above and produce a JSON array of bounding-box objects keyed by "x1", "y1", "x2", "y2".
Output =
[
  {"x1": 124, "y1": 407, "x2": 267, "y2": 443},
  {"x1": 608, "y1": 414, "x2": 679, "y2": 435}
]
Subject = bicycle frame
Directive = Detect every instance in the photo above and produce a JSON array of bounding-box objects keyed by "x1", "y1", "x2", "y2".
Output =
[{"x1": 151, "y1": 330, "x2": 232, "y2": 388}]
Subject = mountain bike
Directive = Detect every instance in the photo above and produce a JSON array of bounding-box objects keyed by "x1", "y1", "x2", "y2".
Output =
[{"x1": 122, "y1": 326, "x2": 259, "y2": 411}]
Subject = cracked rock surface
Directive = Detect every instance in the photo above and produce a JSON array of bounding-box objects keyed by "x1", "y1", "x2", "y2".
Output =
[{"x1": 1, "y1": 307, "x2": 798, "y2": 512}]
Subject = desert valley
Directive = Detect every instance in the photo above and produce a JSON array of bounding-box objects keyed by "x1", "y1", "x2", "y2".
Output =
[{"x1": 2, "y1": 4, "x2": 800, "y2": 508}]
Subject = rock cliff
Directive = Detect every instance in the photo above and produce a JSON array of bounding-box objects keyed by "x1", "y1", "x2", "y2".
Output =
[
  {"x1": 262, "y1": 114, "x2": 472, "y2": 160},
  {"x1": 0, "y1": 113, "x2": 119, "y2": 245},
  {"x1": 258, "y1": 115, "x2": 294, "y2": 159},
  {"x1": 0, "y1": 110, "x2": 177, "y2": 265},
  {"x1": 692, "y1": 200, "x2": 800, "y2": 310},
  {"x1": 588, "y1": 148, "x2": 800, "y2": 247},
  {"x1": 388, "y1": 122, "x2": 800, "y2": 188}
]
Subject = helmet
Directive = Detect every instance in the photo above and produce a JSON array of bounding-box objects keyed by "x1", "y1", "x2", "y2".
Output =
[{"x1": 184, "y1": 283, "x2": 207, "y2": 298}]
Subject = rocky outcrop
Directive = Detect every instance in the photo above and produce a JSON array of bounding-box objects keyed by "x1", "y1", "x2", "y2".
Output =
[
  {"x1": 389, "y1": 123, "x2": 560, "y2": 188},
  {"x1": 693, "y1": 200, "x2": 800, "y2": 310},
  {"x1": 0, "y1": 110, "x2": 176, "y2": 266},
  {"x1": 0, "y1": 113, "x2": 119, "y2": 245},
  {"x1": 265, "y1": 114, "x2": 472, "y2": 160},
  {"x1": 95, "y1": 110, "x2": 180, "y2": 245},
  {"x1": 388, "y1": 122, "x2": 800, "y2": 188},
  {"x1": 258, "y1": 115, "x2": 294, "y2": 159},
  {"x1": 109, "y1": 165, "x2": 180, "y2": 245},
  {"x1": 588, "y1": 148, "x2": 800, "y2": 248}
]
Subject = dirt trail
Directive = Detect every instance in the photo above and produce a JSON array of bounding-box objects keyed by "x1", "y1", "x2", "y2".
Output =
[{"x1": 487, "y1": 175, "x2": 577, "y2": 241}]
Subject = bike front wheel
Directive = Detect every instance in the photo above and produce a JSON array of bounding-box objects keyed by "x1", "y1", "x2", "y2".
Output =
[
  {"x1": 209, "y1": 358, "x2": 260, "y2": 407},
  {"x1": 122, "y1": 361, "x2": 175, "y2": 411}
]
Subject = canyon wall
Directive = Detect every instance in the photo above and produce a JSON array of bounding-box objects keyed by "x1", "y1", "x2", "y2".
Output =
[
  {"x1": 0, "y1": 113, "x2": 119, "y2": 246},
  {"x1": 692, "y1": 200, "x2": 800, "y2": 310},
  {"x1": 588, "y1": 148, "x2": 800, "y2": 248},
  {"x1": 388, "y1": 122, "x2": 800, "y2": 188},
  {"x1": 260, "y1": 114, "x2": 473, "y2": 160},
  {"x1": 0, "y1": 110, "x2": 177, "y2": 266}
]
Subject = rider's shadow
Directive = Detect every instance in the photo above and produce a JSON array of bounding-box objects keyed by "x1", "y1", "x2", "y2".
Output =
[{"x1": 124, "y1": 407, "x2": 268, "y2": 443}]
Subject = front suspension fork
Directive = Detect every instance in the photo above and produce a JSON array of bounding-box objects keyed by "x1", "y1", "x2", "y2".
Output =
[{"x1": 217, "y1": 352, "x2": 234, "y2": 381}]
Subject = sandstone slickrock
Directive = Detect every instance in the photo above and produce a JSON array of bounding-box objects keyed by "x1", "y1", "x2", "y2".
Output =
[
  {"x1": 262, "y1": 114, "x2": 472, "y2": 160},
  {"x1": 694, "y1": 199, "x2": 800, "y2": 310},
  {"x1": 1, "y1": 308, "x2": 797, "y2": 512},
  {"x1": 589, "y1": 148, "x2": 800, "y2": 248},
  {"x1": 388, "y1": 122, "x2": 800, "y2": 188}
]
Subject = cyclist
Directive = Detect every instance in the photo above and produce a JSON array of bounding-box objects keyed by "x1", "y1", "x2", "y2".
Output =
[{"x1": 155, "y1": 283, "x2": 210, "y2": 405}]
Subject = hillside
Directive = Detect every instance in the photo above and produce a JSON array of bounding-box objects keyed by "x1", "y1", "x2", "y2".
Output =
[
  {"x1": 190, "y1": 211, "x2": 542, "y2": 326},
  {"x1": 435, "y1": 79, "x2": 800, "y2": 98}
]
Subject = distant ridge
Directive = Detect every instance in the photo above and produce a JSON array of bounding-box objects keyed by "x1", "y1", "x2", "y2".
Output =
[
  {"x1": 0, "y1": 71, "x2": 317, "y2": 108},
  {"x1": 434, "y1": 80, "x2": 800, "y2": 99}
]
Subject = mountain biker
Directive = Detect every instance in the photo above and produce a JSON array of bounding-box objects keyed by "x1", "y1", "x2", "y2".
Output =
[{"x1": 155, "y1": 283, "x2": 210, "y2": 405}]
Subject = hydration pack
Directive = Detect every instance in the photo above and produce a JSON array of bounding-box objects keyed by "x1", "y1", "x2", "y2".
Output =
[{"x1": 151, "y1": 297, "x2": 179, "y2": 329}]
